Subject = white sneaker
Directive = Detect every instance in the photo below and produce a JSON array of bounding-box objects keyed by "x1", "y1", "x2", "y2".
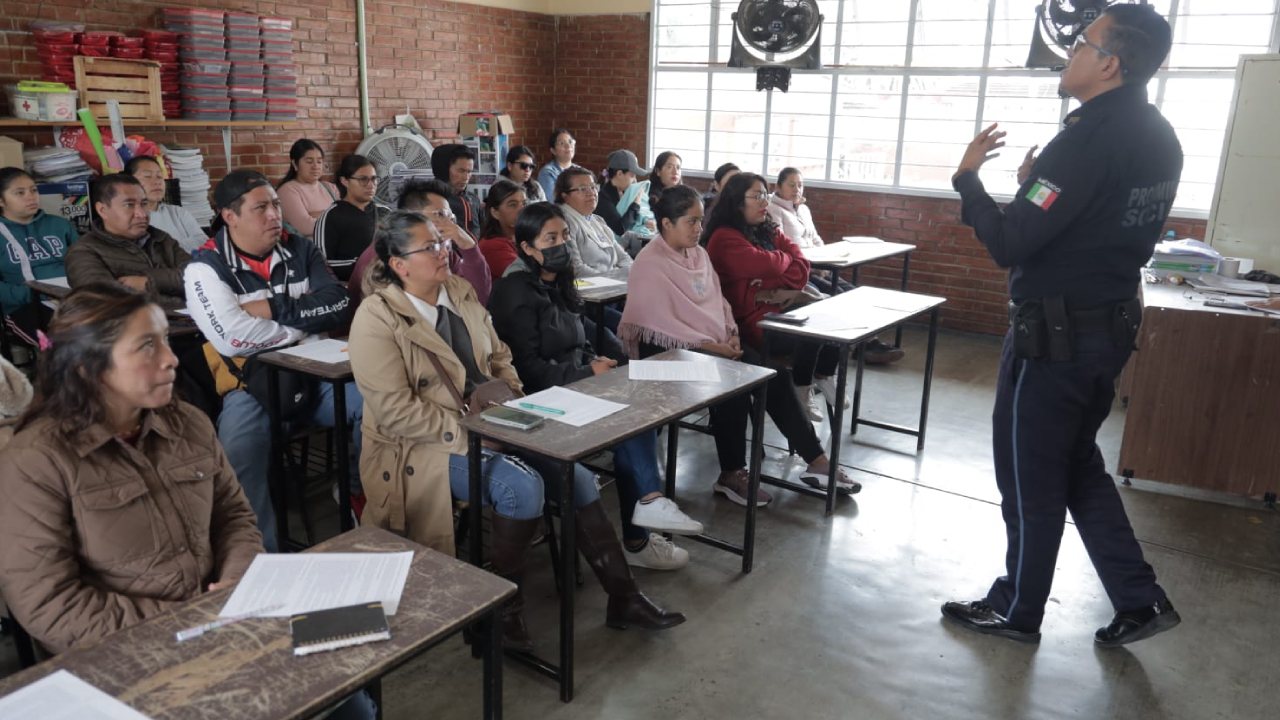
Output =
[
  {"x1": 799, "y1": 465, "x2": 862, "y2": 495},
  {"x1": 798, "y1": 385, "x2": 823, "y2": 421},
  {"x1": 631, "y1": 497, "x2": 704, "y2": 536},
  {"x1": 814, "y1": 376, "x2": 851, "y2": 410},
  {"x1": 625, "y1": 533, "x2": 689, "y2": 570}
]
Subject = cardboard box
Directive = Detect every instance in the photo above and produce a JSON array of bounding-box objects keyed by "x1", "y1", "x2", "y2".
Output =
[
  {"x1": 0, "y1": 136, "x2": 22, "y2": 170},
  {"x1": 457, "y1": 113, "x2": 514, "y2": 137},
  {"x1": 37, "y1": 181, "x2": 92, "y2": 236}
]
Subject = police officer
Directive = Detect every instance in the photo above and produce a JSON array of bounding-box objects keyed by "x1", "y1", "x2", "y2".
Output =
[{"x1": 941, "y1": 4, "x2": 1182, "y2": 647}]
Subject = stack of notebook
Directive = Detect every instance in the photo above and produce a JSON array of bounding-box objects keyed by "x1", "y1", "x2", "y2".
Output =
[{"x1": 160, "y1": 145, "x2": 215, "y2": 226}]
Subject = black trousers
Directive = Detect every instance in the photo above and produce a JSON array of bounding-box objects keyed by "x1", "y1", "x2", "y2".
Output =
[
  {"x1": 985, "y1": 329, "x2": 1164, "y2": 631},
  {"x1": 764, "y1": 332, "x2": 839, "y2": 387}
]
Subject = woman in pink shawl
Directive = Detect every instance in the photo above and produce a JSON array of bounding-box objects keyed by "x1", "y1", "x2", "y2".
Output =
[{"x1": 618, "y1": 185, "x2": 860, "y2": 505}]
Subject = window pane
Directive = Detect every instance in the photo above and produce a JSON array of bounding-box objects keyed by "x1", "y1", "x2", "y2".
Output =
[{"x1": 709, "y1": 73, "x2": 767, "y2": 170}]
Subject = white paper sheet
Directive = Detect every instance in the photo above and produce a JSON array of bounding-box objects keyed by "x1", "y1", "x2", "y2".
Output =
[
  {"x1": 504, "y1": 386, "x2": 628, "y2": 427},
  {"x1": 172, "y1": 307, "x2": 192, "y2": 317},
  {"x1": 219, "y1": 551, "x2": 414, "y2": 618},
  {"x1": 275, "y1": 338, "x2": 350, "y2": 365},
  {"x1": 42, "y1": 276, "x2": 70, "y2": 289},
  {"x1": 628, "y1": 360, "x2": 722, "y2": 382},
  {"x1": 842, "y1": 236, "x2": 884, "y2": 243},
  {"x1": 0, "y1": 670, "x2": 154, "y2": 720},
  {"x1": 575, "y1": 276, "x2": 626, "y2": 289}
]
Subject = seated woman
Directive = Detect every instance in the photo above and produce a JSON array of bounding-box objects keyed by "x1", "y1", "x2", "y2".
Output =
[
  {"x1": 555, "y1": 167, "x2": 633, "y2": 277},
  {"x1": 349, "y1": 211, "x2": 684, "y2": 650},
  {"x1": 537, "y1": 128, "x2": 579, "y2": 201},
  {"x1": 489, "y1": 202, "x2": 704, "y2": 571},
  {"x1": 767, "y1": 167, "x2": 905, "y2": 366},
  {"x1": 276, "y1": 138, "x2": 338, "y2": 240},
  {"x1": 701, "y1": 162, "x2": 740, "y2": 210},
  {"x1": 647, "y1": 151, "x2": 683, "y2": 209},
  {"x1": 124, "y1": 155, "x2": 206, "y2": 253},
  {"x1": 476, "y1": 179, "x2": 527, "y2": 280},
  {"x1": 702, "y1": 173, "x2": 854, "y2": 426},
  {"x1": 597, "y1": 150, "x2": 656, "y2": 258},
  {"x1": 500, "y1": 145, "x2": 546, "y2": 203},
  {"x1": 315, "y1": 154, "x2": 385, "y2": 281},
  {"x1": 619, "y1": 186, "x2": 860, "y2": 502},
  {"x1": 0, "y1": 167, "x2": 77, "y2": 348},
  {"x1": 0, "y1": 284, "x2": 264, "y2": 652}
]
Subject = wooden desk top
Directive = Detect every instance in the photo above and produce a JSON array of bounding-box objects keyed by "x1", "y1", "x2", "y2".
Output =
[
  {"x1": 460, "y1": 348, "x2": 775, "y2": 462},
  {"x1": 26, "y1": 279, "x2": 203, "y2": 337},
  {"x1": 257, "y1": 348, "x2": 353, "y2": 381},
  {"x1": 26, "y1": 278, "x2": 71, "y2": 299},
  {"x1": 577, "y1": 267, "x2": 629, "y2": 304},
  {"x1": 1140, "y1": 281, "x2": 1275, "y2": 320},
  {"x1": 802, "y1": 241, "x2": 915, "y2": 269},
  {"x1": 758, "y1": 286, "x2": 945, "y2": 345},
  {"x1": 0, "y1": 527, "x2": 514, "y2": 720}
]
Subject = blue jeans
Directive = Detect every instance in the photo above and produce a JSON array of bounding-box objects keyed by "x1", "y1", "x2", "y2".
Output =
[
  {"x1": 611, "y1": 431, "x2": 664, "y2": 544},
  {"x1": 328, "y1": 690, "x2": 376, "y2": 720},
  {"x1": 218, "y1": 382, "x2": 364, "y2": 553},
  {"x1": 447, "y1": 450, "x2": 600, "y2": 517}
]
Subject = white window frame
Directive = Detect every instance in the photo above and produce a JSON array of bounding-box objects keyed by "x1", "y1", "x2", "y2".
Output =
[{"x1": 646, "y1": 0, "x2": 1280, "y2": 219}]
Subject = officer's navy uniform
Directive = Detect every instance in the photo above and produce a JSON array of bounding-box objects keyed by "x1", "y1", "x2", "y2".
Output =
[{"x1": 952, "y1": 82, "x2": 1183, "y2": 632}]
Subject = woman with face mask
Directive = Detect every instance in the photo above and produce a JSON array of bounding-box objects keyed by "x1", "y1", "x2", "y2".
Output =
[{"x1": 488, "y1": 202, "x2": 705, "y2": 571}]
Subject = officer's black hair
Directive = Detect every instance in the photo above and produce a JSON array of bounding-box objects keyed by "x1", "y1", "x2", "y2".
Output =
[{"x1": 1101, "y1": 4, "x2": 1173, "y2": 85}]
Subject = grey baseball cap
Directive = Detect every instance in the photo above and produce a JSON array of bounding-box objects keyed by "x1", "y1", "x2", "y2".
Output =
[{"x1": 606, "y1": 149, "x2": 647, "y2": 175}]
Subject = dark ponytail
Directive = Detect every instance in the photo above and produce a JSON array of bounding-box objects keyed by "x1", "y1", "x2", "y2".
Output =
[{"x1": 279, "y1": 139, "x2": 324, "y2": 187}]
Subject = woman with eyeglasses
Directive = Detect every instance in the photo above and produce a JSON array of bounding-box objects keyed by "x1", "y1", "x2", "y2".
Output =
[
  {"x1": 477, "y1": 179, "x2": 527, "y2": 280},
  {"x1": 555, "y1": 167, "x2": 633, "y2": 277},
  {"x1": 350, "y1": 210, "x2": 685, "y2": 650},
  {"x1": 537, "y1": 129, "x2": 579, "y2": 201},
  {"x1": 315, "y1": 154, "x2": 386, "y2": 281},
  {"x1": 123, "y1": 156, "x2": 206, "y2": 253},
  {"x1": 702, "y1": 173, "x2": 857, "y2": 482},
  {"x1": 489, "y1": 202, "x2": 705, "y2": 572},
  {"x1": 647, "y1": 151, "x2": 683, "y2": 210},
  {"x1": 618, "y1": 185, "x2": 859, "y2": 505},
  {"x1": 500, "y1": 145, "x2": 545, "y2": 203},
  {"x1": 277, "y1": 139, "x2": 338, "y2": 240}
]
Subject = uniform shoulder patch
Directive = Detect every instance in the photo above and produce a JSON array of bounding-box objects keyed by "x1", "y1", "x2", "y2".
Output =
[{"x1": 1025, "y1": 178, "x2": 1061, "y2": 210}]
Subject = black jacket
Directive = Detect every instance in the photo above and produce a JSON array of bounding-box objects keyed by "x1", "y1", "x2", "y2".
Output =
[
  {"x1": 447, "y1": 191, "x2": 484, "y2": 239},
  {"x1": 488, "y1": 261, "x2": 625, "y2": 393},
  {"x1": 953, "y1": 83, "x2": 1183, "y2": 308},
  {"x1": 314, "y1": 200, "x2": 384, "y2": 281},
  {"x1": 596, "y1": 182, "x2": 642, "y2": 236}
]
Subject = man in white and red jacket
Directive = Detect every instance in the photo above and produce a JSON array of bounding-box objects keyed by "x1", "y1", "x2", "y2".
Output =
[{"x1": 184, "y1": 169, "x2": 362, "y2": 552}]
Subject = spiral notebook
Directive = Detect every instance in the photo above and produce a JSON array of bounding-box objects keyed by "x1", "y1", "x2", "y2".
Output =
[{"x1": 290, "y1": 602, "x2": 391, "y2": 657}]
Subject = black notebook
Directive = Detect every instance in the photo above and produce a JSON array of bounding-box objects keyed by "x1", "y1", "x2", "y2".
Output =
[{"x1": 290, "y1": 602, "x2": 391, "y2": 657}]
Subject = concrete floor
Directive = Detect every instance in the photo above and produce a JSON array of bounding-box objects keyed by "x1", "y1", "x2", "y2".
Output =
[{"x1": 3, "y1": 326, "x2": 1278, "y2": 719}]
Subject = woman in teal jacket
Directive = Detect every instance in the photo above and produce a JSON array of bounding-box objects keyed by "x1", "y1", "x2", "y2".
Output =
[{"x1": 0, "y1": 167, "x2": 77, "y2": 345}]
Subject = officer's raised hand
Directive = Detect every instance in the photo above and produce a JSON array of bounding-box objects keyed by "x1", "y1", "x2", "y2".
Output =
[
  {"x1": 953, "y1": 123, "x2": 1007, "y2": 182},
  {"x1": 1017, "y1": 145, "x2": 1040, "y2": 185}
]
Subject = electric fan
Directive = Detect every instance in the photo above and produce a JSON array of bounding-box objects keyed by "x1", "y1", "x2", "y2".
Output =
[
  {"x1": 728, "y1": 0, "x2": 823, "y2": 92},
  {"x1": 355, "y1": 123, "x2": 436, "y2": 206},
  {"x1": 1026, "y1": 0, "x2": 1144, "y2": 70}
]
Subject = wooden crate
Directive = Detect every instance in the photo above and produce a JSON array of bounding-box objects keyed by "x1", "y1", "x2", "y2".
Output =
[{"x1": 73, "y1": 56, "x2": 163, "y2": 123}]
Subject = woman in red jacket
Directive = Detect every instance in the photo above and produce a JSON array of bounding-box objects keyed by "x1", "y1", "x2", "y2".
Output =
[{"x1": 701, "y1": 173, "x2": 847, "y2": 416}]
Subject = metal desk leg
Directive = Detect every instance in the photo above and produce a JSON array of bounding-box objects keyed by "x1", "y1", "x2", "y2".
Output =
[
  {"x1": 743, "y1": 382, "x2": 767, "y2": 573},
  {"x1": 468, "y1": 434, "x2": 484, "y2": 566},
  {"x1": 333, "y1": 380, "x2": 353, "y2": 533},
  {"x1": 825, "y1": 344, "x2": 852, "y2": 516},
  {"x1": 479, "y1": 607, "x2": 504, "y2": 720},
  {"x1": 558, "y1": 461, "x2": 576, "y2": 703},
  {"x1": 895, "y1": 252, "x2": 912, "y2": 348},
  {"x1": 849, "y1": 342, "x2": 866, "y2": 438},
  {"x1": 664, "y1": 423, "x2": 679, "y2": 503},
  {"x1": 851, "y1": 266, "x2": 861, "y2": 287},
  {"x1": 266, "y1": 365, "x2": 289, "y2": 552},
  {"x1": 917, "y1": 308, "x2": 940, "y2": 451},
  {"x1": 591, "y1": 303, "x2": 606, "y2": 353}
]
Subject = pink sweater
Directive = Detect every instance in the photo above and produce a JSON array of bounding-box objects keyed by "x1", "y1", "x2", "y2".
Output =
[{"x1": 278, "y1": 180, "x2": 339, "y2": 239}]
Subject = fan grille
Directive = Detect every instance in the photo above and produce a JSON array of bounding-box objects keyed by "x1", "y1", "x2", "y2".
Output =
[{"x1": 356, "y1": 127, "x2": 435, "y2": 206}]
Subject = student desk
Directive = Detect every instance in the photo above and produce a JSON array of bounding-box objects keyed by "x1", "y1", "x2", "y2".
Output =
[
  {"x1": 459, "y1": 348, "x2": 774, "y2": 702},
  {"x1": 24, "y1": 278, "x2": 203, "y2": 337},
  {"x1": 1117, "y1": 283, "x2": 1280, "y2": 499},
  {"x1": 0, "y1": 526, "x2": 516, "y2": 720},
  {"x1": 577, "y1": 267, "x2": 629, "y2": 351},
  {"x1": 256, "y1": 349, "x2": 356, "y2": 551},
  {"x1": 758, "y1": 286, "x2": 945, "y2": 515},
  {"x1": 802, "y1": 240, "x2": 916, "y2": 347}
]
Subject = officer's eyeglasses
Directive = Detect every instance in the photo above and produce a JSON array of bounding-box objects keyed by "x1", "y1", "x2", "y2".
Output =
[{"x1": 1070, "y1": 32, "x2": 1128, "y2": 74}]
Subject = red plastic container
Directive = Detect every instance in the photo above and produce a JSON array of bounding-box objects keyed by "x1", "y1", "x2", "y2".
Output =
[
  {"x1": 79, "y1": 45, "x2": 112, "y2": 57},
  {"x1": 145, "y1": 41, "x2": 178, "y2": 52},
  {"x1": 78, "y1": 31, "x2": 121, "y2": 45},
  {"x1": 32, "y1": 30, "x2": 78, "y2": 43},
  {"x1": 111, "y1": 36, "x2": 145, "y2": 48},
  {"x1": 147, "y1": 51, "x2": 179, "y2": 63},
  {"x1": 225, "y1": 12, "x2": 259, "y2": 26},
  {"x1": 112, "y1": 47, "x2": 146, "y2": 59},
  {"x1": 141, "y1": 29, "x2": 179, "y2": 43}
]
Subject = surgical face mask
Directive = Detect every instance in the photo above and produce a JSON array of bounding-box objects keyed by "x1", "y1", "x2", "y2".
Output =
[{"x1": 539, "y1": 243, "x2": 571, "y2": 273}]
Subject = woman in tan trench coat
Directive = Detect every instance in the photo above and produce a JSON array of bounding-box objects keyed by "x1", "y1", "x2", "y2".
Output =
[{"x1": 348, "y1": 211, "x2": 685, "y2": 654}]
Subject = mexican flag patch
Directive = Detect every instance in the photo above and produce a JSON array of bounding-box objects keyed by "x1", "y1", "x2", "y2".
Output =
[{"x1": 1026, "y1": 180, "x2": 1060, "y2": 210}]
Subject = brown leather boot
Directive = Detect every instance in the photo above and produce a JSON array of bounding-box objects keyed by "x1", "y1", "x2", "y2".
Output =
[
  {"x1": 489, "y1": 514, "x2": 543, "y2": 653},
  {"x1": 574, "y1": 500, "x2": 686, "y2": 631}
]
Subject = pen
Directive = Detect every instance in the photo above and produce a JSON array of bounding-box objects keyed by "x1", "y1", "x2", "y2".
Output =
[
  {"x1": 519, "y1": 402, "x2": 566, "y2": 416},
  {"x1": 175, "y1": 604, "x2": 285, "y2": 642}
]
